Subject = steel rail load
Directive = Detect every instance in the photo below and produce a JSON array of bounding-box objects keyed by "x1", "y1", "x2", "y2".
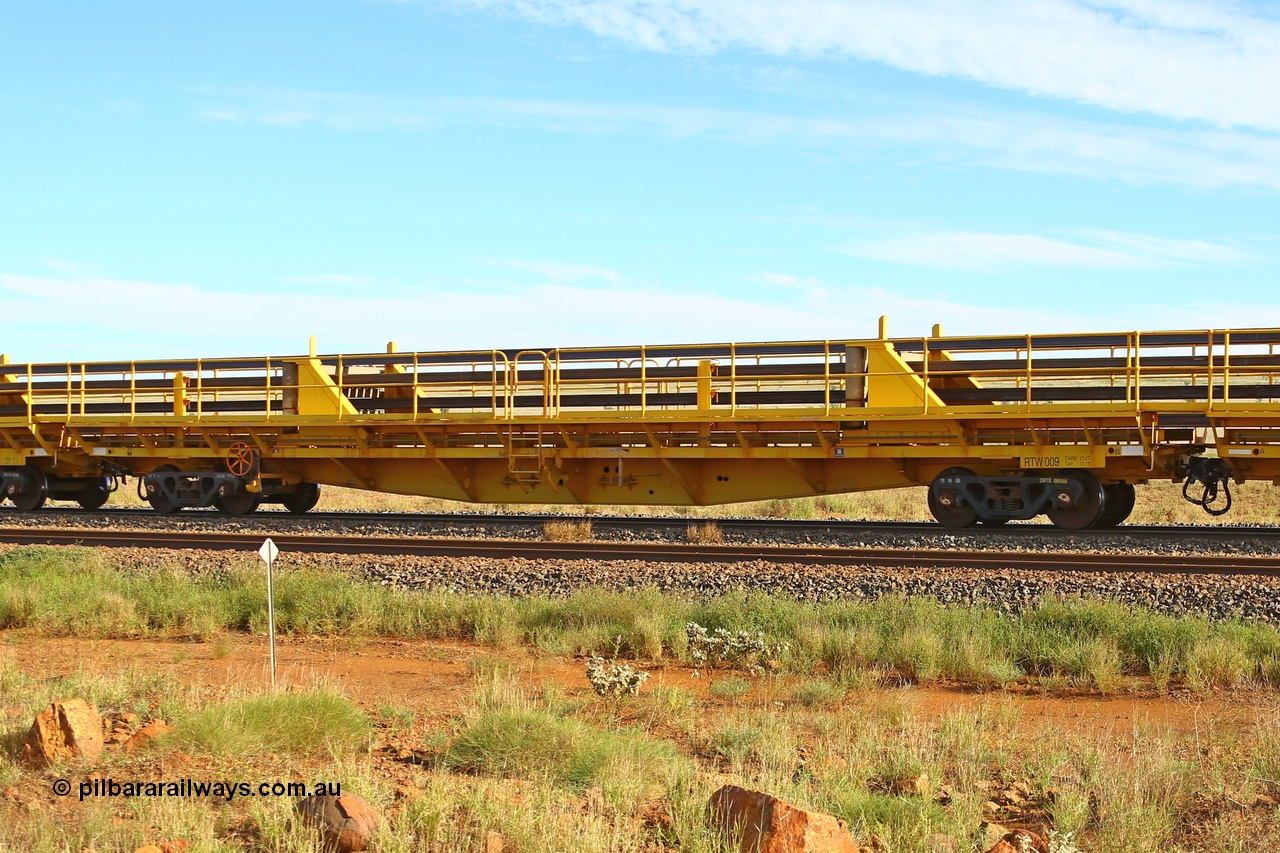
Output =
[{"x1": 3, "y1": 320, "x2": 1280, "y2": 529}]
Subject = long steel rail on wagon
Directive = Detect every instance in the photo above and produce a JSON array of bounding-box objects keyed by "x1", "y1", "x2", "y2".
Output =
[{"x1": 4, "y1": 321, "x2": 1280, "y2": 530}]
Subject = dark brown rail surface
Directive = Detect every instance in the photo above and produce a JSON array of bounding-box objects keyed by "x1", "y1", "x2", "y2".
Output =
[{"x1": 2, "y1": 527, "x2": 1278, "y2": 576}]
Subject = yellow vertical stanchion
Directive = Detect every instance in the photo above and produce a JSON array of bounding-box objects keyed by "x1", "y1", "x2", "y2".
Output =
[
  {"x1": 921, "y1": 337, "x2": 929, "y2": 414},
  {"x1": 1025, "y1": 336, "x2": 1033, "y2": 409},
  {"x1": 1206, "y1": 330, "x2": 1215, "y2": 412},
  {"x1": 1224, "y1": 330, "x2": 1232, "y2": 405},
  {"x1": 640, "y1": 347, "x2": 647, "y2": 415}
]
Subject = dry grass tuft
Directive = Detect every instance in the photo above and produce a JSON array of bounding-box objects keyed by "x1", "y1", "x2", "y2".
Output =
[
  {"x1": 543, "y1": 520, "x2": 593, "y2": 542},
  {"x1": 686, "y1": 521, "x2": 725, "y2": 545}
]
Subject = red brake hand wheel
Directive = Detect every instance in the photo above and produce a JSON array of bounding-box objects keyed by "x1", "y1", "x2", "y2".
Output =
[{"x1": 226, "y1": 442, "x2": 258, "y2": 477}]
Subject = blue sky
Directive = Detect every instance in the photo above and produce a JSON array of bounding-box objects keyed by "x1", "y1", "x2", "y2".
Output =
[{"x1": 2, "y1": 0, "x2": 1279, "y2": 360}]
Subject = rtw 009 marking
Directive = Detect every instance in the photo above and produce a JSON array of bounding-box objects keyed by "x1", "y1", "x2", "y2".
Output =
[{"x1": 1020, "y1": 454, "x2": 1096, "y2": 469}]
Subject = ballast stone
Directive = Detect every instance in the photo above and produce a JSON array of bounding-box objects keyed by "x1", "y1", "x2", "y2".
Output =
[
  {"x1": 296, "y1": 793, "x2": 382, "y2": 853},
  {"x1": 708, "y1": 784, "x2": 861, "y2": 853},
  {"x1": 22, "y1": 698, "x2": 104, "y2": 767}
]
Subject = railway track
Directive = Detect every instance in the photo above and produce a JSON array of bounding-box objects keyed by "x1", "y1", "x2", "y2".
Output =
[
  {"x1": 4, "y1": 506, "x2": 1280, "y2": 544},
  {"x1": 3, "y1": 526, "x2": 1279, "y2": 576}
]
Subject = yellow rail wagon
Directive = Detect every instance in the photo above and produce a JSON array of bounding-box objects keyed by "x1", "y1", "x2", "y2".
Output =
[{"x1": 3, "y1": 321, "x2": 1278, "y2": 529}]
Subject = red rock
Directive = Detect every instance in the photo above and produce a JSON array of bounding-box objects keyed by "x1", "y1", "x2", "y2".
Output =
[
  {"x1": 891, "y1": 774, "x2": 931, "y2": 797},
  {"x1": 123, "y1": 722, "x2": 176, "y2": 752},
  {"x1": 709, "y1": 785, "x2": 860, "y2": 853},
  {"x1": 133, "y1": 847, "x2": 163, "y2": 853},
  {"x1": 484, "y1": 831, "x2": 505, "y2": 853},
  {"x1": 296, "y1": 794, "x2": 382, "y2": 853},
  {"x1": 22, "y1": 699, "x2": 104, "y2": 767},
  {"x1": 159, "y1": 842, "x2": 189, "y2": 853},
  {"x1": 984, "y1": 843, "x2": 1018, "y2": 853}
]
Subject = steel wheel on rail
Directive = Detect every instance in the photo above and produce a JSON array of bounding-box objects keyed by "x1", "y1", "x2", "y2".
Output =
[
  {"x1": 281, "y1": 483, "x2": 321, "y2": 514},
  {"x1": 144, "y1": 465, "x2": 182, "y2": 514},
  {"x1": 213, "y1": 489, "x2": 261, "y2": 516},
  {"x1": 927, "y1": 466, "x2": 980, "y2": 528},
  {"x1": 1045, "y1": 469, "x2": 1107, "y2": 530},
  {"x1": 9, "y1": 466, "x2": 48, "y2": 512},
  {"x1": 1095, "y1": 482, "x2": 1136, "y2": 528},
  {"x1": 77, "y1": 477, "x2": 113, "y2": 510}
]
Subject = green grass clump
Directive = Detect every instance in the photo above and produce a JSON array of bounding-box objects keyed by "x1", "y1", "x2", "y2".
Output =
[
  {"x1": 790, "y1": 679, "x2": 846, "y2": 706},
  {"x1": 175, "y1": 688, "x2": 372, "y2": 757},
  {"x1": 444, "y1": 706, "x2": 683, "y2": 793}
]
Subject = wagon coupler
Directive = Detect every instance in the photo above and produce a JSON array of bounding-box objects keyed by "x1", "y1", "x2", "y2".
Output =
[{"x1": 1181, "y1": 456, "x2": 1232, "y2": 516}]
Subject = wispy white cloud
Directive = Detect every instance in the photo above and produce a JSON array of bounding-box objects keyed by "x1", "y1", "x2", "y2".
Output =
[
  {"x1": 4, "y1": 271, "x2": 1279, "y2": 362},
  {"x1": 281, "y1": 273, "x2": 380, "y2": 286},
  {"x1": 481, "y1": 258, "x2": 621, "y2": 282},
  {"x1": 440, "y1": 0, "x2": 1280, "y2": 133},
  {"x1": 45, "y1": 257, "x2": 103, "y2": 276},
  {"x1": 840, "y1": 229, "x2": 1258, "y2": 271},
  {"x1": 193, "y1": 88, "x2": 1280, "y2": 191}
]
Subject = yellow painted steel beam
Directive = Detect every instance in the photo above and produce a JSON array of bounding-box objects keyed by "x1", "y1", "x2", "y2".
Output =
[{"x1": 5, "y1": 326, "x2": 1280, "y2": 506}]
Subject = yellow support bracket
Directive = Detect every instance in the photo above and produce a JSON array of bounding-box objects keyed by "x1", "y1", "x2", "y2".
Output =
[
  {"x1": 864, "y1": 343, "x2": 945, "y2": 410},
  {"x1": 288, "y1": 358, "x2": 359, "y2": 418}
]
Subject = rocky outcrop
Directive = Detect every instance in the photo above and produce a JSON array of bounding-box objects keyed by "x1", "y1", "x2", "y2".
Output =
[
  {"x1": 22, "y1": 698, "x2": 104, "y2": 767},
  {"x1": 709, "y1": 785, "x2": 861, "y2": 853},
  {"x1": 296, "y1": 793, "x2": 382, "y2": 853}
]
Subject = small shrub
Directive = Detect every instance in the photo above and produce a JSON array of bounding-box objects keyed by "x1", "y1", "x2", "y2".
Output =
[
  {"x1": 585, "y1": 657, "x2": 650, "y2": 698},
  {"x1": 686, "y1": 622, "x2": 788, "y2": 675},
  {"x1": 543, "y1": 520, "x2": 592, "y2": 542},
  {"x1": 686, "y1": 522, "x2": 724, "y2": 545}
]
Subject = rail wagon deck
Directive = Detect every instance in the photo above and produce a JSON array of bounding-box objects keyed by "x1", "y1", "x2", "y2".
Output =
[{"x1": 3, "y1": 321, "x2": 1279, "y2": 529}]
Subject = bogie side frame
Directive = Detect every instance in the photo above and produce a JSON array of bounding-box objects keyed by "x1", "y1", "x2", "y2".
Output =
[{"x1": 3, "y1": 325, "x2": 1280, "y2": 527}]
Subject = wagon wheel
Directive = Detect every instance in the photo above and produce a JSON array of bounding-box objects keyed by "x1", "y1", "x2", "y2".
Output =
[
  {"x1": 9, "y1": 465, "x2": 48, "y2": 512},
  {"x1": 1095, "y1": 482, "x2": 1136, "y2": 528},
  {"x1": 213, "y1": 488, "x2": 261, "y2": 516},
  {"x1": 281, "y1": 483, "x2": 321, "y2": 514},
  {"x1": 226, "y1": 442, "x2": 258, "y2": 477},
  {"x1": 927, "y1": 466, "x2": 980, "y2": 528},
  {"x1": 1045, "y1": 469, "x2": 1106, "y2": 530},
  {"x1": 77, "y1": 477, "x2": 113, "y2": 510},
  {"x1": 145, "y1": 464, "x2": 182, "y2": 514}
]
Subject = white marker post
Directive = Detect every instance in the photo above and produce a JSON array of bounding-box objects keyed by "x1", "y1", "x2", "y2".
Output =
[{"x1": 257, "y1": 537, "x2": 280, "y2": 688}]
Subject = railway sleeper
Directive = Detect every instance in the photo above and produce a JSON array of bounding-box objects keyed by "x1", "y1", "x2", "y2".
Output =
[
  {"x1": 928, "y1": 467, "x2": 1131, "y2": 530},
  {"x1": 140, "y1": 469, "x2": 319, "y2": 516}
]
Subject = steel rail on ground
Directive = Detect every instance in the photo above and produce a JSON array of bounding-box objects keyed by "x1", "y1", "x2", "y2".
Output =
[
  {"x1": 2, "y1": 527, "x2": 1279, "y2": 576},
  {"x1": 5, "y1": 507, "x2": 1280, "y2": 544}
]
